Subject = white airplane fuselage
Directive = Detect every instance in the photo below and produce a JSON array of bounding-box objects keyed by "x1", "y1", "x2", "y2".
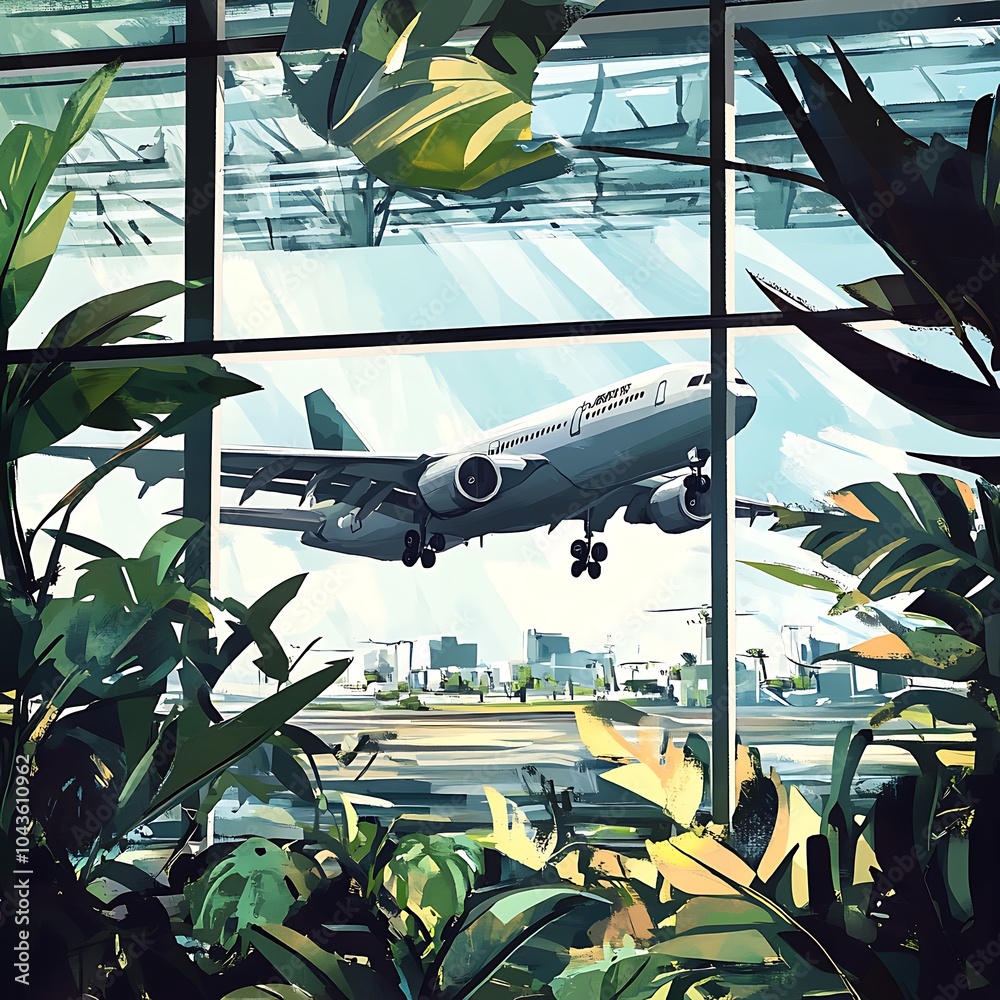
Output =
[{"x1": 296, "y1": 362, "x2": 757, "y2": 561}]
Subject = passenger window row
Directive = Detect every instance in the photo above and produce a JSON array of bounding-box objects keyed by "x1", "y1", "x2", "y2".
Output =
[{"x1": 491, "y1": 420, "x2": 568, "y2": 454}]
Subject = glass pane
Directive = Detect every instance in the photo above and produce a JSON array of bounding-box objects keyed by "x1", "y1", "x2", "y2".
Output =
[
  {"x1": 3, "y1": 62, "x2": 186, "y2": 349},
  {"x1": 216, "y1": 335, "x2": 712, "y2": 830},
  {"x1": 222, "y1": 11, "x2": 710, "y2": 338},
  {"x1": 733, "y1": 316, "x2": 979, "y2": 794},
  {"x1": 225, "y1": 0, "x2": 292, "y2": 39},
  {"x1": 733, "y1": 16, "x2": 996, "y2": 311},
  {"x1": 0, "y1": 0, "x2": 184, "y2": 56}
]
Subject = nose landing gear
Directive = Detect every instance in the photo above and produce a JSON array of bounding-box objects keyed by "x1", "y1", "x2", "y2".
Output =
[
  {"x1": 402, "y1": 528, "x2": 447, "y2": 568},
  {"x1": 570, "y1": 513, "x2": 608, "y2": 579}
]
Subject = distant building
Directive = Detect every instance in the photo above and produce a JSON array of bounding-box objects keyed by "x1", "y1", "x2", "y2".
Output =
[
  {"x1": 409, "y1": 635, "x2": 479, "y2": 690},
  {"x1": 526, "y1": 629, "x2": 572, "y2": 662},
  {"x1": 363, "y1": 648, "x2": 396, "y2": 685},
  {"x1": 524, "y1": 629, "x2": 614, "y2": 688}
]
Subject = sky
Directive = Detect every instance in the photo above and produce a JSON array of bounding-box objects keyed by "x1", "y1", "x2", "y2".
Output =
[
  {"x1": 13, "y1": 16, "x2": 1000, "y2": 684},
  {"x1": 15, "y1": 218, "x2": 994, "y2": 690}
]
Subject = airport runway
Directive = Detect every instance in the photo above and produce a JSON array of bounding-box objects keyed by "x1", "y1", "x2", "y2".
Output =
[{"x1": 215, "y1": 700, "x2": 943, "y2": 839}]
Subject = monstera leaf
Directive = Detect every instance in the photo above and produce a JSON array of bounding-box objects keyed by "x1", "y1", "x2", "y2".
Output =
[
  {"x1": 186, "y1": 838, "x2": 324, "y2": 952},
  {"x1": 384, "y1": 833, "x2": 485, "y2": 952},
  {"x1": 31, "y1": 519, "x2": 214, "y2": 702}
]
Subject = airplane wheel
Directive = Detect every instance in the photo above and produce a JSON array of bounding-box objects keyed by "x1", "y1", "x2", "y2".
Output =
[
  {"x1": 587, "y1": 561, "x2": 602, "y2": 579},
  {"x1": 571, "y1": 559, "x2": 587, "y2": 578},
  {"x1": 591, "y1": 541, "x2": 608, "y2": 563},
  {"x1": 404, "y1": 529, "x2": 421, "y2": 551},
  {"x1": 570, "y1": 539, "x2": 590, "y2": 560},
  {"x1": 420, "y1": 548, "x2": 437, "y2": 569},
  {"x1": 684, "y1": 489, "x2": 701, "y2": 512},
  {"x1": 429, "y1": 532, "x2": 446, "y2": 551},
  {"x1": 695, "y1": 475, "x2": 710, "y2": 493},
  {"x1": 402, "y1": 549, "x2": 419, "y2": 567}
]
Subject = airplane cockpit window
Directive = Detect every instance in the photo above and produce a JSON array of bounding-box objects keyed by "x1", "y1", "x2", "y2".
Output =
[
  {"x1": 687, "y1": 375, "x2": 703, "y2": 387},
  {"x1": 735, "y1": 377, "x2": 748, "y2": 385}
]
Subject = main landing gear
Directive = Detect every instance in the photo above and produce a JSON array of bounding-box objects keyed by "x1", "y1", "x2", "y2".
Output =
[
  {"x1": 402, "y1": 528, "x2": 446, "y2": 568},
  {"x1": 684, "y1": 446, "x2": 711, "y2": 512},
  {"x1": 570, "y1": 511, "x2": 608, "y2": 579}
]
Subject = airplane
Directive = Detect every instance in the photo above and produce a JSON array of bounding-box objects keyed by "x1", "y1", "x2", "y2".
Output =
[{"x1": 51, "y1": 362, "x2": 774, "y2": 579}]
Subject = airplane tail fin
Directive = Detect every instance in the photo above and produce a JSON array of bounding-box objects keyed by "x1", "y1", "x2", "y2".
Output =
[{"x1": 305, "y1": 389, "x2": 369, "y2": 452}]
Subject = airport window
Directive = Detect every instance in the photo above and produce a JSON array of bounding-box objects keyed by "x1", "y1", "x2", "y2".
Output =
[{"x1": 17, "y1": 1, "x2": 972, "y2": 975}]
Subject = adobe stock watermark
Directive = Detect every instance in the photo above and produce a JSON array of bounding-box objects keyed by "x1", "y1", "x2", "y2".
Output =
[{"x1": 12, "y1": 754, "x2": 32, "y2": 987}]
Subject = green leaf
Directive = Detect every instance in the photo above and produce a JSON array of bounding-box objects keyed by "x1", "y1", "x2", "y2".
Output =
[
  {"x1": 128, "y1": 657, "x2": 350, "y2": 833},
  {"x1": 37, "y1": 359, "x2": 258, "y2": 520},
  {"x1": 0, "y1": 62, "x2": 119, "y2": 331},
  {"x1": 39, "y1": 528, "x2": 121, "y2": 560},
  {"x1": 8, "y1": 365, "x2": 136, "y2": 459},
  {"x1": 3, "y1": 192, "x2": 75, "y2": 320},
  {"x1": 739, "y1": 560, "x2": 843, "y2": 593},
  {"x1": 221, "y1": 988, "x2": 315, "y2": 1000},
  {"x1": 39, "y1": 279, "x2": 186, "y2": 352},
  {"x1": 820, "y1": 627, "x2": 985, "y2": 681},
  {"x1": 270, "y1": 742, "x2": 316, "y2": 803},
  {"x1": 385, "y1": 834, "x2": 485, "y2": 950},
  {"x1": 222, "y1": 983, "x2": 319, "y2": 1000},
  {"x1": 769, "y1": 475, "x2": 995, "y2": 613},
  {"x1": 185, "y1": 838, "x2": 304, "y2": 952},
  {"x1": 871, "y1": 689, "x2": 999, "y2": 730},
  {"x1": 433, "y1": 885, "x2": 612, "y2": 1000},
  {"x1": 840, "y1": 273, "x2": 942, "y2": 325},
  {"x1": 247, "y1": 923, "x2": 402, "y2": 1000},
  {"x1": 31, "y1": 520, "x2": 214, "y2": 703},
  {"x1": 136, "y1": 517, "x2": 204, "y2": 589},
  {"x1": 219, "y1": 573, "x2": 307, "y2": 683}
]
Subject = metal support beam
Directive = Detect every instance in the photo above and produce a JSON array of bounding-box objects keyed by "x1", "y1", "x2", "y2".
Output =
[
  {"x1": 709, "y1": 0, "x2": 737, "y2": 826},
  {"x1": 183, "y1": 0, "x2": 223, "y2": 592}
]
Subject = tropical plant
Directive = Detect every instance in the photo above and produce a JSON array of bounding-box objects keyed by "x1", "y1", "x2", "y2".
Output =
[
  {"x1": 0, "y1": 63, "x2": 373, "y2": 999},
  {"x1": 280, "y1": 0, "x2": 604, "y2": 198},
  {"x1": 732, "y1": 30, "x2": 1000, "y2": 481},
  {"x1": 488, "y1": 700, "x2": 996, "y2": 999},
  {"x1": 739, "y1": 29, "x2": 1000, "y2": 374}
]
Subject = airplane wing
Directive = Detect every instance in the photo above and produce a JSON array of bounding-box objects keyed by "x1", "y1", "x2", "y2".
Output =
[
  {"x1": 46, "y1": 444, "x2": 434, "y2": 499},
  {"x1": 560, "y1": 477, "x2": 777, "y2": 532},
  {"x1": 736, "y1": 495, "x2": 779, "y2": 525},
  {"x1": 45, "y1": 444, "x2": 549, "y2": 514}
]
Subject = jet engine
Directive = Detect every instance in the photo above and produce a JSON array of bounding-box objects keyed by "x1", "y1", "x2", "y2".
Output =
[
  {"x1": 417, "y1": 453, "x2": 501, "y2": 516},
  {"x1": 626, "y1": 478, "x2": 711, "y2": 534}
]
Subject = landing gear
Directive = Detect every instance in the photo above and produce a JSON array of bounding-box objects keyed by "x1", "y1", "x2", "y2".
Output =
[
  {"x1": 684, "y1": 447, "x2": 711, "y2": 511},
  {"x1": 570, "y1": 510, "x2": 607, "y2": 579},
  {"x1": 402, "y1": 526, "x2": 445, "y2": 568}
]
